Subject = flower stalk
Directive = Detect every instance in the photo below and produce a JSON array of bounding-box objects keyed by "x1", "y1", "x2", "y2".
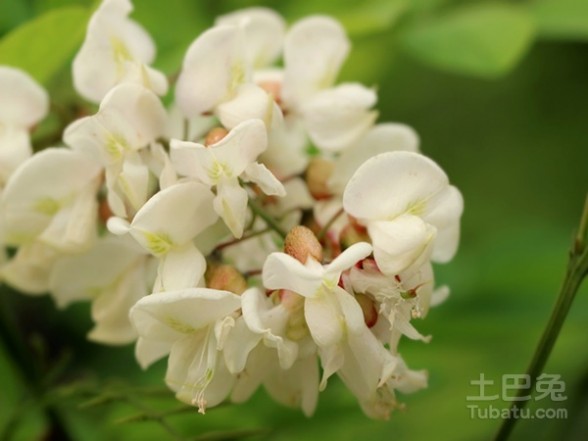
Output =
[{"x1": 495, "y1": 194, "x2": 588, "y2": 440}]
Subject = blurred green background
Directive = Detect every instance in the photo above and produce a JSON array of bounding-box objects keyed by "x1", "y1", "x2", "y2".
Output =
[{"x1": 0, "y1": 0, "x2": 587, "y2": 440}]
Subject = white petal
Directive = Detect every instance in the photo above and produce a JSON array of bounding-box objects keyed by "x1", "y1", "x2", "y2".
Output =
[
  {"x1": 343, "y1": 151, "x2": 449, "y2": 221},
  {"x1": 260, "y1": 115, "x2": 308, "y2": 179},
  {"x1": 222, "y1": 316, "x2": 262, "y2": 374},
  {"x1": 0, "y1": 148, "x2": 101, "y2": 246},
  {"x1": 326, "y1": 241, "x2": 372, "y2": 276},
  {"x1": 135, "y1": 336, "x2": 172, "y2": 369},
  {"x1": 305, "y1": 295, "x2": 343, "y2": 348},
  {"x1": 176, "y1": 25, "x2": 249, "y2": 117},
  {"x1": 0, "y1": 241, "x2": 58, "y2": 294},
  {"x1": 368, "y1": 215, "x2": 435, "y2": 275},
  {"x1": 130, "y1": 288, "x2": 242, "y2": 340},
  {"x1": 423, "y1": 185, "x2": 463, "y2": 262},
  {"x1": 329, "y1": 123, "x2": 420, "y2": 194},
  {"x1": 216, "y1": 7, "x2": 286, "y2": 68},
  {"x1": 242, "y1": 162, "x2": 285, "y2": 197},
  {"x1": 213, "y1": 181, "x2": 248, "y2": 238},
  {"x1": 0, "y1": 128, "x2": 31, "y2": 185},
  {"x1": 303, "y1": 83, "x2": 377, "y2": 152},
  {"x1": 0, "y1": 66, "x2": 48, "y2": 127},
  {"x1": 156, "y1": 242, "x2": 206, "y2": 291},
  {"x1": 262, "y1": 252, "x2": 323, "y2": 297},
  {"x1": 283, "y1": 16, "x2": 349, "y2": 108},
  {"x1": 130, "y1": 181, "x2": 217, "y2": 254},
  {"x1": 217, "y1": 83, "x2": 282, "y2": 130},
  {"x1": 72, "y1": 0, "x2": 161, "y2": 102}
]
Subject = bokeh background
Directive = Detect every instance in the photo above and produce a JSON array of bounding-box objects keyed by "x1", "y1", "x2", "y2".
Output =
[{"x1": 1, "y1": 0, "x2": 587, "y2": 440}]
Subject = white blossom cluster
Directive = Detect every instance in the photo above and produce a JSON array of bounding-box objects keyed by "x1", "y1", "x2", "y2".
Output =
[{"x1": 0, "y1": 0, "x2": 463, "y2": 419}]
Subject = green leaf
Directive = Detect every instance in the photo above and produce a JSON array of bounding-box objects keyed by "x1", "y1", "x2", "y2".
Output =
[
  {"x1": 336, "y1": 0, "x2": 408, "y2": 36},
  {"x1": 0, "y1": 6, "x2": 91, "y2": 85},
  {"x1": 284, "y1": 0, "x2": 409, "y2": 37},
  {"x1": 531, "y1": 0, "x2": 588, "y2": 40},
  {"x1": 0, "y1": 0, "x2": 33, "y2": 35},
  {"x1": 402, "y1": 3, "x2": 536, "y2": 78}
]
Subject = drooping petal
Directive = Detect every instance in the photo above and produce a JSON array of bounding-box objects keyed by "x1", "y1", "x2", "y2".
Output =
[
  {"x1": 283, "y1": 16, "x2": 349, "y2": 108},
  {"x1": 213, "y1": 180, "x2": 248, "y2": 238},
  {"x1": 222, "y1": 316, "x2": 262, "y2": 374},
  {"x1": 0, "y1": 66, "x2": 48, "y2": 128},
  {"x1": 263, "y1": 354, "x2": 319, "y2": 417},
  {"x1": 155, "y1": 242, "x2": 206, "y2": 292},
  {"x1": 176, "y1": 25, "x2": 249, "y2": 118},
  {"x1": 343, "y1": 151, "x2": 450, "y2": 222},
  {"x1": 241, "y1": 288, "x2": 298, "y2": 369},
  {"x1": 329, "y1": 123, "x2": 420, "y2": 194},
  {"x1": 216, "y1": 7, "x2": 286, "y2": 68},
  {"x1": 302, "y1": 83, "x2": 377, "y2": 152},
  {"x1": 262, "y1": 252, "x2": 323, "y2": 297},
  {"x1": 368, "y1": 216, "x2": 435, "y2": 275},
  {"x1": 242, "y1": 162, "x2": 285, "y2": 197},
  {"x1": 305, "y1": 294, "x2": 344, "y2": 348},
  {"x1": 135, "y1": 336, "x2": 173, "y2": 369}
]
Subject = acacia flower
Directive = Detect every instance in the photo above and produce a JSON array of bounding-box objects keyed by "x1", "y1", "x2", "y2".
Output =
[
  {"x1": 343, "y1": 151, "x2": 463, "y2": 275},
  {"x1": 72, "y1": 0, "x2": 167, "y2": 103},
  {"x1": 130, "y1": 288, "x2": 242, "y2": 413},
  {"x1": 170, "y1": 119, "x2": 285, "y2": 238}
]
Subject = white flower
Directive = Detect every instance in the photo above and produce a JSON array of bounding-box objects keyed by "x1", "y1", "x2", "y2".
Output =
[
  {"x1": 215, "y1": 7, "x2": 286, "y2": 69},
  {"x1": 129, "y1": 288, "x2": 242, "y2": 413},
  {"x1": 0, "y1": 241, "x2": 59, "y2": 295},
  {"x1": 343, "y1": 151, "x2": 463, "y2": 275},
  {"x1": 108, "y1": 181, "x2": 218, "y2": 292},
  {"x1": 49, "y1": 234, "x2": 154, "y2": 345},
  {"x1": 72, "y1": 0, "x2": 167, "y2": 103},
  {"x1": 170, "y1": 119, "x2": 285, "y2": 238},
  {"x1": 0, "y1": 66, "x2": 49, "y2": 187},
  {"x1": 262, "y1": 242, "x2": 377, "y2": 387},
  {"x1": 282, "y1": 17, "x2": 377, "y2": 152},
  {"x1": 64, "y1": 83, "x2": 167, "y2": 217},
  {"x1": 175, "y1": 24, "x2": 282, "y2": 130},
  {"x1": 0, "y1": 148, "x2": 101, "y2": 251}
]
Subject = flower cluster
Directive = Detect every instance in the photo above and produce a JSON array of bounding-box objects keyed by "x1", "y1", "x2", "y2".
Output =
[{"x1": 0, "y1": 0, "x2": 463, "y2": 419}]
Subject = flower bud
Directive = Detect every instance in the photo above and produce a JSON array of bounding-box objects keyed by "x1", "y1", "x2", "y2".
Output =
[
  {"x1": 305, "y1": 158, "x2": 334, "y2": 200},
  {"x1": 206, "y1": 264, "x2": 247, "y2": 294},
  {"x1": 284, "y1": 225, "x2": 323, "y2": 263},
  {"x1": 355, "y1": 293, "x2": 378, "y2": 328},
  {"x1": 98, "y1": 198, "x2": 113, "y2": 223},
  {"x1": 258, "y1": 80, "x2": 282, "y2": 106},
  {"x1": 204, "y1": 127, "x2": 228, "y2": 146}
]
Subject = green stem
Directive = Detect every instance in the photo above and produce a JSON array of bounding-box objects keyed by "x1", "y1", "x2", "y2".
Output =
[
  {"x1": 247, "y1": 198, "x2": 287, "y2": 239},
  {"x1": 494, "y1": 194, "x2": 588, "y2": 440}
]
